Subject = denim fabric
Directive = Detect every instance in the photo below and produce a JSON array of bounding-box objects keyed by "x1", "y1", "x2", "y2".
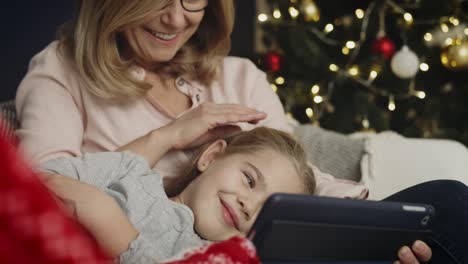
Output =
[{"x1": 384, "y1": 180, "x2": 468, "y2": 264}]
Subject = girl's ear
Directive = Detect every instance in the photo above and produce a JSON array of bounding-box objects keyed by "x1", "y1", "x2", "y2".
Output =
[{"x1": 197, "y1": 139, "x2": 228, "y2": 172}]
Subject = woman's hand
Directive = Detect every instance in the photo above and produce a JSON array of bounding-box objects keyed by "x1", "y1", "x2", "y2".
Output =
[
  {"x1": 395, "y1": 240, "x2": 432, "y2": 264},
  {"x1": 161, "y1": 102, "x2": 267, "y2": 150},
  {"x1": 118, "y1": 103, "x2": 267, "y2": 168}
]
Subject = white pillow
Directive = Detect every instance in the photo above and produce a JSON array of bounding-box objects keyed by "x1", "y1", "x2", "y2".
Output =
[{"x1": 359, "y1": 131, "x2": 468, "y2": 200}]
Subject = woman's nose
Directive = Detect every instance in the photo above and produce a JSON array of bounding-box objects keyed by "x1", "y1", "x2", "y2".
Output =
[{"x1": 160, "y1": 1, "x2": 186, "y2": 28}]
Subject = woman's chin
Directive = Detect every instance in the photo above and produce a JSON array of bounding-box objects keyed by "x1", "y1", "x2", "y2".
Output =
[{"x1": 145, "y1": 50, "x2": 178, "y2": 64}]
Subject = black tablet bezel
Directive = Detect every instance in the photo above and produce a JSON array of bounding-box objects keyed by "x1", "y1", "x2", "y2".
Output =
[{"x1": 248, "y1": 193, "x2": 434, "y2": 262}]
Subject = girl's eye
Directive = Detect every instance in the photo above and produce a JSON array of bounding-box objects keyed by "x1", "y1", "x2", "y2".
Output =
[{"x1": 243, "y1": 172, "x2": 255, "y2": 189}]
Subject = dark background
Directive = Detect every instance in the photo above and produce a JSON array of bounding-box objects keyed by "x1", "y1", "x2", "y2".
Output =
[{"x1": 0, "y1": 1, "x2": 255, "y2": 101}]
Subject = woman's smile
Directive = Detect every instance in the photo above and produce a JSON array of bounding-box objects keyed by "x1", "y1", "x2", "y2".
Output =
[{"x1": 142, "y1": 26, "x2": 181, "y2": 46}]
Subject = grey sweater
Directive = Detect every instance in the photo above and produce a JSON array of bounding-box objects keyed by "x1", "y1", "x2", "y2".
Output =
[{"x1": 40, "y1": 151, "x2": 205, "y2": 264}]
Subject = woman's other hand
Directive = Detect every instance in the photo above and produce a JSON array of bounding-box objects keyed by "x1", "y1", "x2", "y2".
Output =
[
  {"x1": 395, "y1": 240, "x2": 432, "y2": 264},
  {"x1": 161, "y1": 102, "x2": 267, "y2": 150}
]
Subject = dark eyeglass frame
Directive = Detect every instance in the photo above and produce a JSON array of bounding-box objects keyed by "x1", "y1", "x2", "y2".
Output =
[{"x1": 180, "y1": 0, "x2": 209, "y2": 12}]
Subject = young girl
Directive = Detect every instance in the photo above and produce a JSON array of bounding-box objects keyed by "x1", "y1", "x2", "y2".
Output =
[{"x1": 39, "y1": 127, "x2": 316, "y2": 263}]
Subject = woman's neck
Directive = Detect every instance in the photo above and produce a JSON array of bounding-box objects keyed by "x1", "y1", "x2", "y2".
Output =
[{"x1": 145, "y1": 71, "x2": 173, "y2": 91}]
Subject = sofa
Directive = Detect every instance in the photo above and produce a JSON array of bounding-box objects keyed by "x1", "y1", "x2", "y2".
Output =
[{"x1": 2, "y1": 100, "x2": 467, "y2": 200}]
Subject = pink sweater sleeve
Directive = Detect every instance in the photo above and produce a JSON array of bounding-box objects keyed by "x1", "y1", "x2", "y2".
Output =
[{"x1": 15, "y1": 42, "x2": 84, "y2": 164}]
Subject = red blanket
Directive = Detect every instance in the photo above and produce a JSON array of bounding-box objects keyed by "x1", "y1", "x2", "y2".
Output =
[
  {"x1": 0, "y1": 123, "x2": 260, "y2": 264},
  {"x1": 164, "y1": 236, "x2": 259, "y2": 264}
]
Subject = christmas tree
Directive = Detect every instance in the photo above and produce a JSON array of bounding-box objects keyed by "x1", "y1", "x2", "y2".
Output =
[{"x1": 255, "y1": 0, "x2": 468, "y2": 146}]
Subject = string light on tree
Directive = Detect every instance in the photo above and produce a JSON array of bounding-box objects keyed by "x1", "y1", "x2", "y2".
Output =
[
  {"x1": 273, "y1": 8, "x2": 282, "y2": 19},
  {"x1": 306, "y1": 108, "x2": 314, "y2": 119},
  {"x1": 270, "y1": 84, "x2": 278, "y2": 93},
  {"x1": 369, "y1": 70, "x2": 379, "y2": 81},
  {"x1": 362, "y1": 117, "x2": 370, "y2": 129},
  {"x1": 424, "y1": 33, "x2": 433, "y2": 42},
  {"x1": 348, "y1": 65, "x2": 360, "y2": 76},
  {"x1": 355, "y1": 9, "x2": 365, "y2": 19},
  {"x1": 324, "y1": 23, "x2": 334, "y2": 33},
  {"x1": 258, "y1": 13, "x2": 268, "y2": 23},
  {"x1": 311, "y1": 84, "x2": 320, "y2": 94},
  {"x1": 420, "y1": 62, "x2": 430, "y2": 72},
  {"x1": 361, "y1": 116, "x2": 375, "y2": 132},
  {"x1": 441, "y1": 23, "x2": 450, "y2": 33},
  {"x1": 448, "y1": 15, "x2": 459, "y2": 25},
  {"x1": 414, "y1": 90, "x2": 426, "y2": 99},
  {"x1": 346, "y1": 41, "x2": 356, "y2": 49},
  {"x1": 403, "y1": 12, "x2": 414, "y2": 25},
  {"x1": 342, "y1": 47, "x2": 350, "y2": 55},
  {"x1": 388, "y1": 95, "x2": 396, "y2": 111},
  {"x1": 329, "y1": 64, "x2": 339, "y2": 72},
  {"x1": 288, "y1": 6, "x2": 300, "y2": 19},
  {"x1": 313, "y1": 95, "x2": 324, "y2": 103},
  {"x1": 275, "y1": 76, "x2": 286, "y2": 85},
  {"x1": 445, "y1": 37, "x2": 455, "y2": 46},
  {"x1": 301, "y1": 0, "x2": 320, "y2": 22}
]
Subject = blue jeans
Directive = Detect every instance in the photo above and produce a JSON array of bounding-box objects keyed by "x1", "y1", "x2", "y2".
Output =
[{"x1": 384, "y1": 180, "x2": 468, "y2": 264}]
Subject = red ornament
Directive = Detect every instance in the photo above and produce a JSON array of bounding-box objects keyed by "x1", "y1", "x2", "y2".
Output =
[
  {"x1": 371, "y1": 36, "x2": 396, "y2": 60},
  {"x1": 263, "y1": 51, "x2": 282, "y2": 72}
]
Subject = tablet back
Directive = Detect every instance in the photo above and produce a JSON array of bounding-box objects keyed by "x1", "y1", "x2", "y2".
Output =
[{"x1": 248, "y1": 193, "x2": 434, "y2": 262}]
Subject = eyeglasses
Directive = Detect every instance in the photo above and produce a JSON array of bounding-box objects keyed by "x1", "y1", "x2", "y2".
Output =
[{"x1": 180, "y1": 0, "x2": 209, "y2": 12}]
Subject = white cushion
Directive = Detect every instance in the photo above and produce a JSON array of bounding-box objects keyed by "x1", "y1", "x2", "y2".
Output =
[{"x1": 359, "y1": 131, "x2": 468, "y2": 200}]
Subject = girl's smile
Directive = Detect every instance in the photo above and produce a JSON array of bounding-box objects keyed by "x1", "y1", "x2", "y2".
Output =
[{"x1": 220, "y1": 198, "x2": 240, "y2": 230}]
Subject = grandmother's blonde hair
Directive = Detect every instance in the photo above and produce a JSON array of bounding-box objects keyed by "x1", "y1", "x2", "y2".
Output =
[
  {"x1": 171, "y1": 127, "x2": 316, "y2": 197},
  {"x1": 57, "y1": 0, "x2": 235, "y2": 101}
]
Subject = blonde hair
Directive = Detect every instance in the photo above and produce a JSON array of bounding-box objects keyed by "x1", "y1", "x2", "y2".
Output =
[
  {"x1": 173, "y1": 127, "x2": 316, "y2": 196},
  {"x1": 57, "y1": 0, "x2": 235, "y2": 101}
]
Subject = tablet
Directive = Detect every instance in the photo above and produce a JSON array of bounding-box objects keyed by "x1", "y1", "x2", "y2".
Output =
[{"x1": 247, "y1": 193, "x2": 434, "y2": 263}]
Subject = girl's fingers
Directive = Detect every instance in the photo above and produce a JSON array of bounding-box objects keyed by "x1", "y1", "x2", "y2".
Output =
[
  {"x1": 398, "y1": 246, "x2": 419, "y2": 264},
  {"x1": 412, "y1": 240, "x2": 432, "y2": 263}
]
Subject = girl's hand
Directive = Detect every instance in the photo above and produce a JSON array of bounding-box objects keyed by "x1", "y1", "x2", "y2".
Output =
[
  {"x1": 395, "y1": 240, "x2": 432, "y2": 264},
  {"x1": 160, "y1": 103, "x2": 267, "y2": 150}
]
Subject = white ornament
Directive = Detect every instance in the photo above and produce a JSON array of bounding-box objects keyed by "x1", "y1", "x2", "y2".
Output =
[{"x1": 391, "y1": 46, "x2": 420, "y2": 79}]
